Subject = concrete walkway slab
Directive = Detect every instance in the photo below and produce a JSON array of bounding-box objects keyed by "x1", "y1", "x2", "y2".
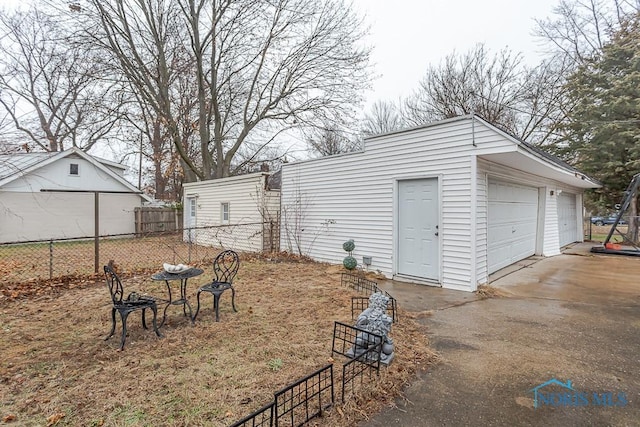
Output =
[{"x1": 363, "y1": 243, "x2": 640, "y2": 426}]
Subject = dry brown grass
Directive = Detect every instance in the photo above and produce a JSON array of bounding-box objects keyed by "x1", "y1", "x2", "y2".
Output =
[
  {"x1": 0, "y1": 233, "x2": 223, "y2": 284},
  {"x1": 476, "y1": 284, "x2": 510, "y2": 299},
  {"x1": 0, "y1": 257, "x2": 436, "y2": 426}
]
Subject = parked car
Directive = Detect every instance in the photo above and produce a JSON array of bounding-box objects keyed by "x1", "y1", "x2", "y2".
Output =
[{"x1": 590, "y1": 215, "x2": 627, "y2": 226}]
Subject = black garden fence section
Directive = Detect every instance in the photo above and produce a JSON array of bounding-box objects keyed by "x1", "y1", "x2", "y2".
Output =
[
  {"x1": 230, "y1": 273, "x2": 399, "y2": 427},
  {"x1": 229, "y1": 402, "x2": 274, "y2": 427},
  {"x1": 230, "y1": 365, "x2": 334, "y2": 427},
  {"x1": 342, "y1": 273, "x2": 398, "y2": 322},
  {"x1": 274, "y1": 364, "x2": 334, "y2": 427}
]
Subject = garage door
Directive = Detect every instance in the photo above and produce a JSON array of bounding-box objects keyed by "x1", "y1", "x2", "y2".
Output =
[
  {"x1": 488, "y1": 180, "x2": 539, "y2": 273},
  {"x1": 558, "y1": 192, "x2": 578, "y2": 247}
]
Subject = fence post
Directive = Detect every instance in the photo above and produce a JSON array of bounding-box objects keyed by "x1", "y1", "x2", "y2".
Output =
[
  {"x1": 49, "y1": 239, "x2": 53, "y2": 280},
  {"x1": 188, "y1": 227, "x2": 192, "y2": 263},
  {"x1": 270, "y1": 220, "x2": 275, "y2": 252},
  {"x1": 94, "y1": 192, "x2": 100, "y2": 273}
]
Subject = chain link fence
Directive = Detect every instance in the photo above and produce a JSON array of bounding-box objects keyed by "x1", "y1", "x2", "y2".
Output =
[
  {"x1": 0, "y1": 222, "x2": 277, "y2": 284},
  {"x1": 584, "y1": 215, "x2": 639, "y2": 243}
]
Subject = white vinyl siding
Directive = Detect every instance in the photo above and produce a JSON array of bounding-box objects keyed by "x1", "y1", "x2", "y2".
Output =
[
  {"x1": 2, "y1": 156, "x2": 133, "y2": 193},
  {"x1": 475, "y1": 168, "x2": 488, "y2": 286},
  {"x1": 0, "y1": 192, "x2": 140, "y2": 242},
  {"x1": 183, "y1": 173, "x2": 278, "y2": 252},
  {"x1": 281, "y1": 117, "x2": 591, "y2": 292},
  {"x1": 282, "y1": 119, "x2": 481, "y2": 290}
]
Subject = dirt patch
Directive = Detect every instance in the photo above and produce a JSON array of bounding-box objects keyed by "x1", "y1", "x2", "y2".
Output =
[{"x1": 0, "y1": 258, "x2": 436, "y2": 426}]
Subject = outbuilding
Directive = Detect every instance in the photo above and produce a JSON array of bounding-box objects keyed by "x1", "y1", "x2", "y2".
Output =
[
  {"x1": 280, "y1": 115, "x2": 599, "y2": 292},
  {"x1": 0, "y1": 147, "x2": 150, "y2": 243},
  {"x1": 183, "y1": 172, "x2": 280, "y2": 252}
]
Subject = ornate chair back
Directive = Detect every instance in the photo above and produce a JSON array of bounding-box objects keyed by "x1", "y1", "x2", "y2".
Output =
[
  {"x1": 212, "y1": 250, "x2": 240, "y2": 284},
  {"x1": 104, "y1": 264, "x2": 125, "y2": 305}
]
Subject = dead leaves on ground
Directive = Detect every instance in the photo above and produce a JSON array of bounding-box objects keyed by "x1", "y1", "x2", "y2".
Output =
[
  {"x1": 0, "y1": 274, "x2": 99, "y2": 303},
  {"x1": 46, "y1": 412, "x2": 65, "y2": 426}
]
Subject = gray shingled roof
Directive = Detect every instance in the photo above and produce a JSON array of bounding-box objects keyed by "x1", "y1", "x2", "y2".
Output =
[{"x1": 0, "y1": 152, "x2": 58, "y2": 181}]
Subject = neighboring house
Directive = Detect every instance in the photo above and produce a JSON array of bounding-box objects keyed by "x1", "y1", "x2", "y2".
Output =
[
  {"x1": 182, "y1": 172, "x2": 280, "y2": 252},
  {"x1": 280, "y1": 115, "x2": 600, "y2": 292},
  {"x1": 0, "y1": 147, "x2": 151, "y2": 243}
]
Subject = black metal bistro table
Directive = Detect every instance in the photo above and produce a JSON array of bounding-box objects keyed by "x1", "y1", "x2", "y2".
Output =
[{"x1": 151, "y1": 268, "x2": 204, "y2": 327}]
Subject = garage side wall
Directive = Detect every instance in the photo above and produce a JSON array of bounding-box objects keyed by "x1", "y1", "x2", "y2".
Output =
[
  {"x1": 475, "y1": 167, "x2": 488, "y2": 286},
  {"x1": 183, "y1": 173, "x2": 276, "y2": 252},
  {"x1": 281, "y1": 119, "x2": 515, "y2": 291},
  {"x1": 0, "y1": 192, "x2": 140, "y2": 243}
]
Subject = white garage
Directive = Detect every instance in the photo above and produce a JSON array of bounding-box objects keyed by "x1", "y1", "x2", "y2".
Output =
[
  {"x1": 0, "y1": 148, "x2": 150, "y2": 243},
  {"x1": 280, "y1": 115, "x2": 600, "y2": 292},
  {"x1": 488, "y1": 180, "x2": 539, "y2": 274}
]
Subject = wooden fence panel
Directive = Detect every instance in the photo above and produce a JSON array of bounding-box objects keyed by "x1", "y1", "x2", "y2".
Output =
[{"x1": 135, "y1": 207, "x2": 180, "y2": 234}]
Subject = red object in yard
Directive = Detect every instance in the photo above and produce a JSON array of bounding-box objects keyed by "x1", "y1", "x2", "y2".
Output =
[{"x1": 604, "y1": 242, "x2": 622, "y2": 250}]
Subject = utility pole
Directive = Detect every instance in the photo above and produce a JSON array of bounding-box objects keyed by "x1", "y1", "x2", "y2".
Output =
[{"x1": 138, "y1": 133, "x2": 143, "y2": 189}]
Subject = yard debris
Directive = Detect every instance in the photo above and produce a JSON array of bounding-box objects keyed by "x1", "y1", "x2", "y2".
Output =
[
  {"x1": 46, "y1": 412, "x2": 65, "y2": 426},
  {"x1": 0, "y1": 274, "x2": 100, "y2": 303},
  {"x1": 476, "y1": 285, "x2": 510, "y2": 299},
  {"x1": 2, "y1": 414, "x2": 16, "y2": 422}
]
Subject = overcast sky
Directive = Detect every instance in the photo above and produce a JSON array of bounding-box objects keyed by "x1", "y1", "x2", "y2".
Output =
[
  {"x1": 2, "y1": 0, "x2": 561, "y2": 109},
  {"x1": 352, "y1": 0, "x2": 560, "y2": 108}
]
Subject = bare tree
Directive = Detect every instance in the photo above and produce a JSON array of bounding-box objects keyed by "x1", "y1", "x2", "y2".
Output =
[
  {"x1": 305, "y1": 120, "x2": 361, "y2": 157},
  {"x1": 117, "y1": 59, "x2": 200, "y2": 200},
  {"x1": 0, "y1": 7, "x2": 121, "y2": 152},
  {"x1": 404, "y1": 44, "x2": 524, "y2": 133},
  {"x1": 535, "y1": 0, "x2": 640, "y2": 66},
  {"x1": 516, "y1": 56, "x2": 573, "y2": 145},
  {"x1": 361, "y1": 100, "x2": 404, "y2": 136},
  {"x1": 80, "y1": 0, "x2": 371, "y2": 182}
]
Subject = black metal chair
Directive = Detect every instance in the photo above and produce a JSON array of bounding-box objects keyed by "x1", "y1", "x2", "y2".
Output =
[
  {"x1": 104, "y1": 265, "x2": 162, "y2": 350},
  {"x1": 194, "y1": 250, "x2": 240, "y2": 322}
]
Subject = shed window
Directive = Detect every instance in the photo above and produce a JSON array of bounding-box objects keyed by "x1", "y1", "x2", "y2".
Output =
[
  {"x1": 221, "y1": 202, "x2": 230, "y2": 223},
  {"x1": 69, "y1": 163, "x2": 79, "y2": 176}
]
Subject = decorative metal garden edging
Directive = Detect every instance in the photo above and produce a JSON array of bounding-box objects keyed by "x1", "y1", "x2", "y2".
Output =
[
  {"x1": 274, "y1": 364, "x2": 334, "y2": 427},
  {"x1": 341, "y1": 272, "x2": 378, "y2": 294},
  {"x1": 331, "y1": 321, "x2": 383, "y2": 371},
  {"x1": 342, "y1": 272, "x2": 398, "y2": 322},
  {"x1": 230, "y1": 365, "x2": 334, "y2": 427},
  {"x1": 341, "y1": 346, "x2": 382, "y2": 403},
  {"x1": 231, "y1": 275, "x2": 402, "y2": 426},
  {"x1": 229, "y1": 401, "x2": 274, "y2": 427}
]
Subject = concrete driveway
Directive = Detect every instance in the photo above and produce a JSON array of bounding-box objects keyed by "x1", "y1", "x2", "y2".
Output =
[{"x1": 366, "y1": 243, "x2": 640, "y2": 426}]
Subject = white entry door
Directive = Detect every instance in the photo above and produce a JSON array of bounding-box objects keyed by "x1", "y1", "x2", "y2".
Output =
[
  {"x1": 186, "y1": 197, "x2": 197, "y2": 242},
  {"x1": 488, "y1": 180, "x2": 539, "y2": 273},
  {"x1": 558, "y1": 192, "x2": 578, "y2": 247},
  {"x1": 397, "y1": 178, "x2": 439, "y2": 280}
]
